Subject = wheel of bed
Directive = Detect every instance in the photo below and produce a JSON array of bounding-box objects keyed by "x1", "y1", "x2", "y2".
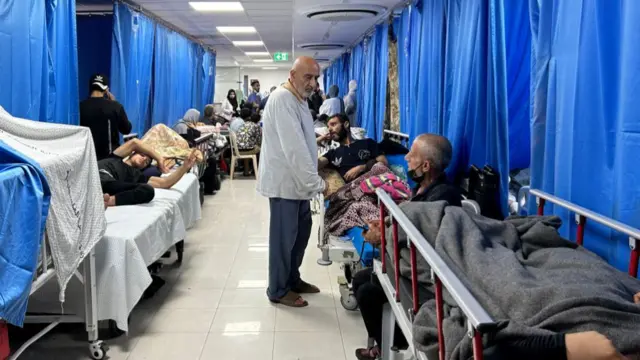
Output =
[
  {"x1": 340, "y1": 293, "x2": 359, "y2": 311},
  {"x1": 89, "y1": 341, "x2": 107, "y2": 360}
]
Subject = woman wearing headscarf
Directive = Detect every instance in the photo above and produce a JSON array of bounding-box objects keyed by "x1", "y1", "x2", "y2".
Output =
[
  {"x1": 344, "y1": 80, "x2": 358, "y2": 126},
  {"x1": 173, "y1": 108, "x2": 200, "y2": 135},
  {"x1": 221, "y1": 89, "x2": 239, "y2": 121},
  {"x1": 319, "y1": 85, "x2": 344, "y2": 117}
]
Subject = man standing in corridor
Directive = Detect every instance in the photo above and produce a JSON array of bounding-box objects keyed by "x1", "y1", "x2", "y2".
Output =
[{"x1": 257, "y1": 57, "x2": 326, "y2": 307}]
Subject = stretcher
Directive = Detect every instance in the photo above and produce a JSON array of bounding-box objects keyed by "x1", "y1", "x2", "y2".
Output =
[
  {"x1": 314, "y1": 130, "x2": 413, "y2": 310},
  {"x1": 374, "y1": 188, "x2": 640, "y2": 360}
]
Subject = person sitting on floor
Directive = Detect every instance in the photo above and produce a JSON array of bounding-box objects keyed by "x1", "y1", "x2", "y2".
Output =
[
  {"x1": 353, "y1": 133, "x2": 461, "y2": 360},
  {"x1": 236, "y1": 113, "x2": 262, "y2": 176},
  {"x1": 99, "y1": 138, "x2": 197, "y2": 207},
  {"x1": 317, "y1": 113, "x2": 387, "y2": 182}
]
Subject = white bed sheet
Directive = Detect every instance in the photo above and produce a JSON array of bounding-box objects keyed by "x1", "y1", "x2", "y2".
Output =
[{"x1": 26, "y1": 174, "x2": 201, "y2": 331}]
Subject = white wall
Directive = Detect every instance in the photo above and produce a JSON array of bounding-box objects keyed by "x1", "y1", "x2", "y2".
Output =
[{"x1": 214, "y1": 66, "x2": 325, "y2": 103}]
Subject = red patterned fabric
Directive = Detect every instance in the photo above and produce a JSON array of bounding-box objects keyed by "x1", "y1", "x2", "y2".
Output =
[{"x1": 359, "y1": 173, "x2": 411, "y2": 200}]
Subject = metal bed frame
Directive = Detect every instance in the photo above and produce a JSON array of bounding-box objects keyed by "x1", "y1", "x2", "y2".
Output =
[
  {"x1": 9, "y1": 236, "x2": 105, "y2": 360},
  {"x1": 313, "y1": 130, "x2": 412, "y2": 311},
  {"x1": 531, "y1": 188, "x2": 640, "y2": 277},
  {"x1": 375, "y1": 188, "x2": 496, "y2": 360}
]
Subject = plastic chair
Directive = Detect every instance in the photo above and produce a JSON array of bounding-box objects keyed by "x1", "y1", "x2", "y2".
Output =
[{"x1": 228, "y1": 131, "x2": 258, "y2": 180}]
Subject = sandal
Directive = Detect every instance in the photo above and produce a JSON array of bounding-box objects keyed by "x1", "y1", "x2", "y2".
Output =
[
  {"x1": 293, "y1": 280, "x2": 320, "y2": 294},
  {"x1": 269, "y1": 291, "x2": 308, "y2": 307},
  {"x1": 355, "y1": 346, "x2": 380, "y2": 360}
]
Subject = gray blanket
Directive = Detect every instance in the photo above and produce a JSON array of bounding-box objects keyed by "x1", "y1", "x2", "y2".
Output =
[{"x1": 387, "y1": 202, "x2": 640, "y2": 359}]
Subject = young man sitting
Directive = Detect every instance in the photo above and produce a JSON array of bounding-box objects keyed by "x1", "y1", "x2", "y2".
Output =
[
  {"x1": 317, "y1": 113, "x2": 387, "y2": 182},
  {"x1": 99, "y1": 138, "x2": 197, "y2": 207}
]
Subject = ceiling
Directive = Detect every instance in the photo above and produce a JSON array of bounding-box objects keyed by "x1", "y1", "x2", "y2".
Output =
[{"x1": 78, "y1": 0, "x2": 403, "y2": 68}]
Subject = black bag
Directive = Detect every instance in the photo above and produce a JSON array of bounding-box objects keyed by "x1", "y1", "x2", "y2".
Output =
[
  {"x1": 200, "y1": 158, "x2": 220, "y2": 195},
  {"x1": 468, "y1": 165, "x2": 504, "y2": 220},
  {"x1": 180, "y1": 128, "x2": 202, "y2": 147}
]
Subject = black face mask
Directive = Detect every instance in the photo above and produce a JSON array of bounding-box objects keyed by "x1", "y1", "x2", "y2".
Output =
[{"x1": 407, "y1": 167, "x2": 425, "y2": 183}]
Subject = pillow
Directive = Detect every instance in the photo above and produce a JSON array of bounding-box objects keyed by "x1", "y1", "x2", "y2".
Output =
[
  {"x1": 319, "y1": 168, "x2": 345, "y2": 196},
  {"x1": 386, "y1": 154, "x2": 416, "y2": 189}
]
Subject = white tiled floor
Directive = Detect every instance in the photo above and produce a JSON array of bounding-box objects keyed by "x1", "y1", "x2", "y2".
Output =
[{"x1": 16, "y1": 178, "x2": 368, "y2": 360}]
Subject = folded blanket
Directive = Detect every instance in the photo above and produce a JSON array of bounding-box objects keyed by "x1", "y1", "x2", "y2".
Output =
[
  {"x1": 142, "y1": 124, "x2": 203, "y2": 162},
  {"x1": 393, "y1": 202, "x2": 640, "y2": 358},
  {"x1": 324, "y1": 163, "x2": 409, "y2": 236}
]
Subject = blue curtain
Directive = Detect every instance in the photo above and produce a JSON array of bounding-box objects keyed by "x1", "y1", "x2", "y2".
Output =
[
  {"x1": 111, "y1": 3, "x2": 155, "y2": 136},
  {"x1": 397, "y1": 8, "x2": 412, "y2": 133},
  {"x1": 191, "y1": 44, "x2": 204, "y2": 112},
  {"x1": 0, "y1": 0, "x2": 78, "y2": 124},
  {"x1": 375, "y1": 23, "x2": 389, "y2": 141},
  {"x1": 504, "y1": 0, "x2": 531, "y2": 170},
  {"x1": 45, "y1": 0, "x2": 79, "y2": 125},
  {"x1": 201, "y1": 51, "x2": 216, "y2": 107},
  {"x1": 407, "y1": 3, "x2": 423, "y2": 141},
  {"x1": 349, "y1": 42, "x2": 365, "y2": 127},
  {"x1": 529, "y1": 0, "x2": 640, "y2": 273},
  {"x1": 152, "y1": 25, "x2": 199, "y2": 126},
  {"x1": 77, "y1": 15, "x2": 113, "y2": 99},
  {"x1": 410, "y1": 0, "x2": 510, "y2": 213},
  {"x1": 359, "y1": 23, "x2": 390, "y2": 141}
]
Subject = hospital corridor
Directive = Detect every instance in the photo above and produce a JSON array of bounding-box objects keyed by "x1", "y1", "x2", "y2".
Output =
[
  {"x1": 12, "y1": 179, "x2": 369, "y2": 360},
  {"x1": 2, "y1": 0, "x2": 640, "y2": 359}
]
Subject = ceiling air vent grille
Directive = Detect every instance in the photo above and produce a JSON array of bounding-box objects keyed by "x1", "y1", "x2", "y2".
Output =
[
  {"x1": 298, "y1": 43, "x2": 346, "y2": 51},
  {"x1": 301, "y1": 4, "x2": 386, "y2": 22}
]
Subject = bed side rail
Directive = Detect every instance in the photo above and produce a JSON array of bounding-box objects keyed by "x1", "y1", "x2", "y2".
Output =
[
  {"x1": 383, "y1": 130, "x2": 409, "y2": 148},
  {"x1": 531, "y1": 188, "x2": 640, "y2": 277},
  {"x1": 376, "y1": 189, "x2": 495, "y2": 360},
  {"x1": 123, "y1": 133, "x2": 138, "y2": 142}
]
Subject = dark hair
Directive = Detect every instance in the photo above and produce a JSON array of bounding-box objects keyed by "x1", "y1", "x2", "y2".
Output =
[
  {"x1": 317, "y1": 114, "x2": 329, "y2": 123},
  {"x1": 250, "y1": 114, "x2": 261, "y2": 123},
  {"x1": 328, "y1": 113, "x2": 349, "y2": 125},
  {"x1": 240, "y1": 108, "x2": 252, "y2": 120},
  {"x1": 251, "y1": 80, "x2": 260, "y2": 86}
]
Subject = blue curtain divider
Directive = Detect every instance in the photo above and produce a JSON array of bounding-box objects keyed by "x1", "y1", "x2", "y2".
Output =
[
  {"x1": 374, "y1": 23, "x2": 389, "y2": 141},
  {"x1": 201, "y1": 51, "x2": 216, "y2": 108},
  {"x1": 360, "y1": 32, "x2": 378, "y2": 140},
  {"x1": 349, "y1": 42, "x2": 365, "y2": 127},
  {"x1": 152, "y1": 25, "x2": 200, "y2": 126},
  {"x1": 0, "y1": 0, "x2": 79, "y2": 124},
  {"x1": 111, "y1": 3, "x2": 155, "y2": 136},
  {"x1": 504, "y1": 0, "x2": 531, "y2": 170},
  {"x1": 529, "y1": 0, "x2": 640, "y2": 274},
  {"x1": 45, "y1": 0, "x2": 80, "y2": 125}
]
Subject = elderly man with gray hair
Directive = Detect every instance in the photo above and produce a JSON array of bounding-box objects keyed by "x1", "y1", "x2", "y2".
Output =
[{"x1": 351, "y1": 133, "x2": 462, "y2": 360}]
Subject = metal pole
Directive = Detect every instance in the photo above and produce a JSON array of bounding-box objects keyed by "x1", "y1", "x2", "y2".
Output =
[
  {"x1": 435, "y1": 276, "x2": 445, "y2": 360},
  {"x1": 380, "y1": 203, "x2": 387, "y2": 273},
  {"x1": 392, "y1": 219, "x2": 400, "y2": 302},
  {"x1": 576, "y1": 215, "x2": 586, "y2": 246}
]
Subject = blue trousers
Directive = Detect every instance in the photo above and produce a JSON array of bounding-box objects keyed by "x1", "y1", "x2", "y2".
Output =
[{"x1": 267, "y1": 198, "x2": 312, "y2": 300}]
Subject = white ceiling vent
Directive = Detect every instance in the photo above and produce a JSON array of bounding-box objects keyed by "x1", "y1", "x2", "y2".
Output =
[
  {"x1": 298, "y1": 43, "x2": 347, "y2": 51},
  {"x1": 301, "y1": 4, "x2": 386, "y2": 22}
]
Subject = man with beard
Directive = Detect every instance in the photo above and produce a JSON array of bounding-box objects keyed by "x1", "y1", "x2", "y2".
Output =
[
  {"x1": 317, "y1": 113, "x2": 388, "y2": 182},
  {"x1": 257, "y1": 56, "x2": 327, "y2": 308}
]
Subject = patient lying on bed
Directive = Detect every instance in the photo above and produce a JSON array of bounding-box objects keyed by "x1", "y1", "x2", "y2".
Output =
[
  {"x1": 99, "y1": 138, "x2": 197, "y2": 207},
  {"x1": 317, "y1": 114, "x2": 387, "y2": 182},
  {"x1": 397, "y1": 201, "x2": 640, "y2": 360}
]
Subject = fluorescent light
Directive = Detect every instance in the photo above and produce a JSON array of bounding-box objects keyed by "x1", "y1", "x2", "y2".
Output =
[
  {"x1": 232, "y1": 41, "x2": 264, "y2": 47},
  {"x1": 245, "y1": 52, "x2": 270, "y2": 56},
  {"x1": 262, "y1": 67, "x2": 278, "y2": 70},
  {"x1": 217, "y1": 26, "x2": 256, "y2": 34},
  {"x1": 189, "y1": 2, "x2": 244, "y2": 12},
  {"x1": 254, "y1": 59, "x2": 273, "y2": 63}
]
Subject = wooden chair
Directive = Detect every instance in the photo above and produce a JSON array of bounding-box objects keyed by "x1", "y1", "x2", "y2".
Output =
[{"x1": 228, "y1": 131, "x2": 259, "y2": 180}]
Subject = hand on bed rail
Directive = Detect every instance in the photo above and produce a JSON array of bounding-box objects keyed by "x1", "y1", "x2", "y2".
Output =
[
  {"x1": 565, "y1": 332, "x2": 628, "y2": 360},
  {"x1": 362, "y1": 220, "x2": 382, "y2": 245}
]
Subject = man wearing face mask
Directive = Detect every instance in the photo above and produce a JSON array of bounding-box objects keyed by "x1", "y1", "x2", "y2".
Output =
[
  {"x1": 317, "y1": 114, "x2": 388, "y2": 182},
  {"x1": 351, "y1": 133, "x2": 461, "y2": 360}
]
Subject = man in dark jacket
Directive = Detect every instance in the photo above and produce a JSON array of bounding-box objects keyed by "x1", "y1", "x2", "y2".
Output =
[
  {"x1": 80, "y1": 74, "x2": 132, "y2": 160},
  {"x1": 353, "y1": 133, "x2": 461, "y2": 360},
  {"x1": 307, "y1": 82, "x2": 324, "y2": 114}
]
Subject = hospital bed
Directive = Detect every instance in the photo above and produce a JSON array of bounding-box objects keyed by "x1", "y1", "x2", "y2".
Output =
[
  {"x1": 314, "y1": 130, "x2": 414, "y2": 310},
  {"x1": 374, "y1": 187, "x2": 640, "y2": 360}
]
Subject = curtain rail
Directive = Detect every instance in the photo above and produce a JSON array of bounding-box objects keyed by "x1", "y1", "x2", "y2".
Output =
[{"x1": 117, "y1": 0, "x2": 216, "y2": 54}]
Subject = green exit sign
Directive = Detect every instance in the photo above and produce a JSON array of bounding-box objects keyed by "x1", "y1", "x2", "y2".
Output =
[{"x1": 273, "y1": 52, "x2": 289, "y2": 62}]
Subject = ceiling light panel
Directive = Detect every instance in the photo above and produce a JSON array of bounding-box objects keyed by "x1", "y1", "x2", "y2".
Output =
[
  {"x1": 254, "y1": 59, "x2": 274, "y2": 63},
  {"x1": 262, "y1": 67, "x2": 279, "y2": 70},
  {"x1": 189, "y1": 2, "x2": 244, "y2": 12},
  {"x1": 245, "y1": 52, "x2": 270, "y2": 56},
  {"x1": 233, "y1": 41, "x2": 265, "y2": 47},
  {"x1": 216, "y1": 26, "x2": 256, "y2": 34}
]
